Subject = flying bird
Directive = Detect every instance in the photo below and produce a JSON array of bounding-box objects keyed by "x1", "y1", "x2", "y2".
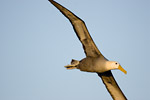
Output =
[{"x1": 49, "y1": 0, "x2": 127, "y2": 100}]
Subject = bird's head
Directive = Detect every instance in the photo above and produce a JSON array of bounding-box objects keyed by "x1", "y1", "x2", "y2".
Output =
[{"x1": 108, "y1": 61, "x2": 127, "y2": 74}]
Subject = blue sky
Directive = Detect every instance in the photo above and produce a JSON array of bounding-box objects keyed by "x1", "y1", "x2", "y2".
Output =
[{"x1": 0, "y1": 0, "x2": 150, "y2": 100}]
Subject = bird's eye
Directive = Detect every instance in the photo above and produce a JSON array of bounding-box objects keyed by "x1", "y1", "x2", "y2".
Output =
[{"x1": 115, "y1": 63, "x2": 118, "y2": 65}]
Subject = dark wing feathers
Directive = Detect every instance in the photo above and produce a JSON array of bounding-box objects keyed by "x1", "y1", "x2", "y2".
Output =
[
  {"x1": 98, "y1": 71, "x2": 127, "y2": 100},
  {"x1": 49, "y1": 0, "x2": 127, "y2": 99},
  {"x1": 49, "y1": 0, "x2": 101, "y2": 57}
]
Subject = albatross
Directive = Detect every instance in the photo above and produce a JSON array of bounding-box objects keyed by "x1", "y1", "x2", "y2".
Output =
[{"x1": 49, "y1": 0, "x2": 127, "y2": 100}]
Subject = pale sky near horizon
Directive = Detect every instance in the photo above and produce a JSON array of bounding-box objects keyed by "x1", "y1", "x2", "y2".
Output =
[{"x1": 0, "y1": 0, "x2": 150, "y2": 100}]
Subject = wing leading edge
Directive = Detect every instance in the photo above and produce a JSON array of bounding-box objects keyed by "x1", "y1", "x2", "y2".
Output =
[
  {"x1": 49, "y1": 0, "x2": 127, "y2": 99},
  {"x1": 98, "y1": 71, "x2": 127, "y2": 100},
  {"x1": 49, "y1": 0, "x2": 102, "y2": 57}
]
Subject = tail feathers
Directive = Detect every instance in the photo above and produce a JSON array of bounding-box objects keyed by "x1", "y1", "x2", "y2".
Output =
[
  {"x1": 71, "y1": 59, "x2": 79, "y2": 65},
  {"x1": 64, "y1": 59, "x2": 79, "y2": 70},
  {"x1": 64, "y1": 65, "x2": 77, "y2": 69}
]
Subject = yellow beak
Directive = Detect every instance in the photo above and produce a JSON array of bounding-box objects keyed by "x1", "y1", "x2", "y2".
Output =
[{"x1": 118, "y1": 65, "x2": 127, "y2": 74}]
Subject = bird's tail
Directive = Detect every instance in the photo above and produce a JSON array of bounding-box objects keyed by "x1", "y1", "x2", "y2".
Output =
[{"x1": 64, "y1": 59, "x2": 79, "y2": 69}]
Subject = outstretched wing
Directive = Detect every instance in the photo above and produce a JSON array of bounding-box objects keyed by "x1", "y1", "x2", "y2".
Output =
[
  {"x1": 98, "y1": 71, "x2": 127, "y2": 100},
  {"x1": 49, "y1": 0, "x2": 127, "y2": 99},
  {"x1": 49, "y1": 0, "x2": 102, "y2": 57}
]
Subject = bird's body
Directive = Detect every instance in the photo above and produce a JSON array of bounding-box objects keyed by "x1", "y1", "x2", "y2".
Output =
[
  {"x1": 67, "y1": 56, "x2": 108, "y2": 73},
  {"x1": 78, "y1": 56, "x2": 107, "y2": 73},
  {"x1": 49, "y1": 0, "x2": 127, "y2": 99},
  {"x1": 66, "y1": 56, "x2": 126, "y2": 74}
]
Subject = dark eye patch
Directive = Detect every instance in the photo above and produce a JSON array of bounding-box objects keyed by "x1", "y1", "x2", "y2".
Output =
[{"x1": 115, "y1": 63, "x2": 118, "y2": 65}]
